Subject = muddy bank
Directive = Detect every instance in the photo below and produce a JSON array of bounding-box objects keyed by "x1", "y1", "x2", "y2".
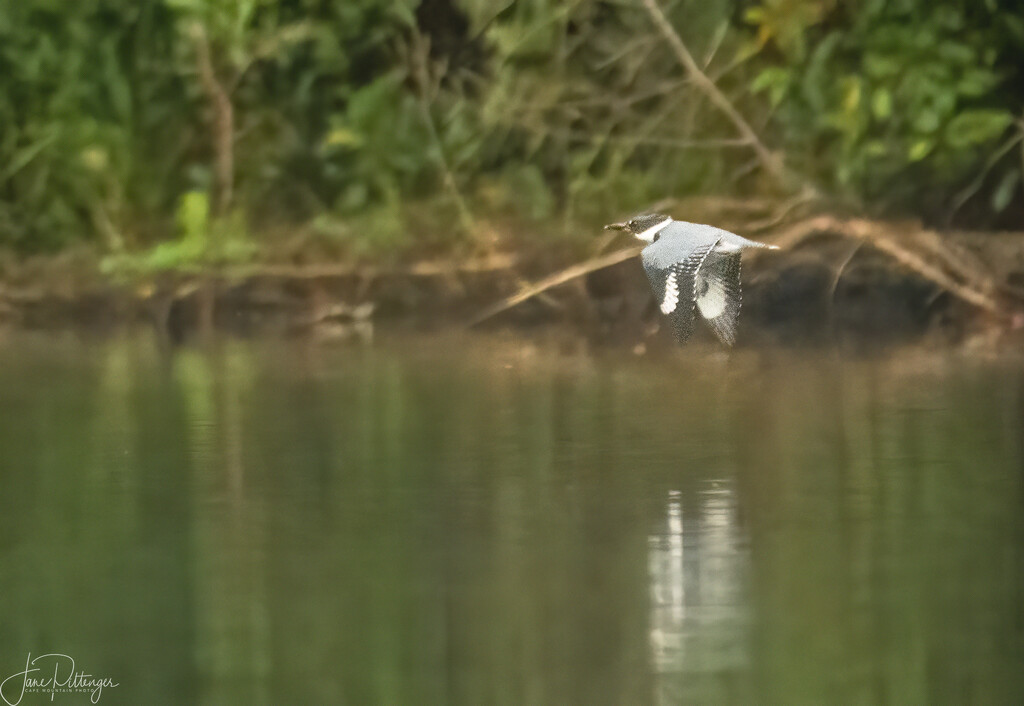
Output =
[{"x1": 2, "y1": 217, "x2": 1023, "y2": 348}]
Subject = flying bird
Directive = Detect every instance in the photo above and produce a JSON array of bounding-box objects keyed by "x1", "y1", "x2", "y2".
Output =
[{"x1": 605, "y1": 213, "x2": 777, "y2": 345}]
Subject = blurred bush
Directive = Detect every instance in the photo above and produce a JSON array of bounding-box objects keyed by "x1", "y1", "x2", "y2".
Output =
[
  {"x1": 748, "y1": 0, "x2": 1024, "y2": 220},
  {"x1": 0, "y1": 0, "x2": 1021, "y2": 258}
]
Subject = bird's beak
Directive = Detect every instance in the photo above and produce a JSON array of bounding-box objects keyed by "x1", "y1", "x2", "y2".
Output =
[{"x1": 604, "y1": 222, "x2": 627, "y2": 231}]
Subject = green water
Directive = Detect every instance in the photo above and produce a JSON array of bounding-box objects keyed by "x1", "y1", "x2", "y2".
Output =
[{"x1": 0, "y1": 333, "x2": 1021, "y2": 705}]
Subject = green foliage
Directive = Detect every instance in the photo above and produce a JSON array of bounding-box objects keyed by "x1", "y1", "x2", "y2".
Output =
[
  {"x1": 0, "y1": 0, "x2": 420, "y2": 256},
  {"x1": 102, "y1": 191, "x2": 257, "y2": 274},
  {"x1": 747, "y1": 1, "x2": 1023, "y2": 215},
  {"x1": 324, "y1": 73, "x2": 434, "y2": 212},
  {"x1": 1, "y1": 0, "x2": 1023, "y2": 260},
  {"x1": 0, "y1": 1, "x2": 189, "y2": 251}
]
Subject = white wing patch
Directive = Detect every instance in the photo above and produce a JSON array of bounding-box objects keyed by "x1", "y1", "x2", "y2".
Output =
[
  {"x1": 660, "y1": 271, "x2": 680, "y2": 314},
  {"x1": 696, "y1": 273, "x2": 727, "y2": 319}
]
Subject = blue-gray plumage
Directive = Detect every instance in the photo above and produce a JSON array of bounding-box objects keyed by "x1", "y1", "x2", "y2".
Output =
[{"x1": 604, "y1": 213, "x2": 777, "y2": 345}]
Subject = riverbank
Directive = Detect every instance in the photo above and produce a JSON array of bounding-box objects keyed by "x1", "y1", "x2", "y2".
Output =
[{"x1": 2, "y1": 206, "x2": 1023, "y2": 350}]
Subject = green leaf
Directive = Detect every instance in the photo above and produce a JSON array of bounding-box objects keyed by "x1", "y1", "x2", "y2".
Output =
[
  {"x1": 0, "y1": 130, "x2": 58, "y2": 185},
  {"x1": 871, "y1": 88, "x2": 892, "y2": 120},
  {"x1": 863, "y1": 54, "x2": 901, "y2": 79},
  {"x1": 992, "y1": 169, "x2": 1020, "y2": 213},
  {"x1": 175, "y1": 190, "x2": 210, "y2": 247},
  {"x1": 1005, "y1": 15, "x2": 1024, "y2": 42},
  {"x1": 164, "y1": 0, "x2": 206, "y2": 15},
  {"x1": 346, "y1": 74, "x2": 403, "y2": 128},
  {"x1": 389, "y1": 1, "x2": 417, "y2": 29},
  {"x1": 913, "y1": 109, "x2": 941, "y2": 134},
  {"x1": 750, "y1": 67, "x2": 789, "y2": 93},
  {"x1": 803, "y1": 32, "x2": 841, "y2": 112},
  {"x1": 323, "y1": 126, "x2": 363, "y2": 149},
  {"x1": 751, "y1": 67, "x2": 791, "y2": 107},
  {"x1": 936, "y1": 42, "x2": 973, "y2": 65},
  {"x1": 743, "y1": 7, "x2": 765, "y2": 25},
  {"x1": 946, "y1": 110, "x2": 1013, "y2": 149},
  {"x1": 957, "y1": 68, "x2": 999, "y2": 98},
  {"x1": 864, "y1": 140, "x2": 888, "y2": 157},
  {"x1": 843, "y1": 76, "x2": 862, "y2": 110},
  {"x1": 908, "y1": 139, "x2": 934, "y2": 162}
]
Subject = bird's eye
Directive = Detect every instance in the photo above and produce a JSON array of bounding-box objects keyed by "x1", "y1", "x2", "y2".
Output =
[{"x1": 628, "y1": 220, "x2": 635, "y2": 227}]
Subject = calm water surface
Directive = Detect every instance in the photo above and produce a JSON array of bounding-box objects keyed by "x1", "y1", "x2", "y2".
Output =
[{"x1": 0, "y1": 333, "x2": 1022, "y2": 705}]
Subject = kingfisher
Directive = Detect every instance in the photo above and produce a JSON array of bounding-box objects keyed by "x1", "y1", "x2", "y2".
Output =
[{"x1": 605, "y1": 213, "x2": 778, "y2": 345}]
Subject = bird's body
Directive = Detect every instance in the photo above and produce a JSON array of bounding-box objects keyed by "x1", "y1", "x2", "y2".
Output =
[{"x1": 604, "y1": 214, "x2": 777, "y2": 345}]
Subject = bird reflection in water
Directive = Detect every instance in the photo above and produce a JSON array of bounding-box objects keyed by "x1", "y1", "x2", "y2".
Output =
[{"x1": 648, "y1": 484, "x2": 750, "y2": 702}]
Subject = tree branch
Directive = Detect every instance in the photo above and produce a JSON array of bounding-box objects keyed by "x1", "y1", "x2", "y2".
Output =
[
  {"x1": 639, "y1": 0, "x2": 793, "y2": 189},
  {"x1": 190, "y1": 22, "x2": 234, "y2": 216},
  {"x1": 771, "y1": 216, "x2": 1005, "y2": 314},
  {"x1": 468, "y1": 245, "x2": 644, "y2": 327}
]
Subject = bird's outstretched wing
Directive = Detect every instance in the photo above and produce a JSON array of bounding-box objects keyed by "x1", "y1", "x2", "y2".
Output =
[
  {"x1": 696, "y1": 251, "x2": 742, "y2": 346},
  {"x1": 642, "y1": 239, "x2": 719, "y2": 343}
]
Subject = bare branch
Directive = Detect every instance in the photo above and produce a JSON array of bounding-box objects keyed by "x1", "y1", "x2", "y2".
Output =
[
  {"x1": 948, "y1": 132, "x2": 1023, "y2": 223},
  {"x1": 408, "y1": 35, "x2": 476, "y2": 235},
  {"x1": 468, "y1": 245, "x2": 644, "y2": 327},
  {"x1": 639, "y1": 0, "x2": 793, "y2": 189},
  {"x1": 190, "y1": 23, "x2": 234, "y2": 216},
  {"x1": 771, "y1": 216, "x2": 1005, "y2": 314}
]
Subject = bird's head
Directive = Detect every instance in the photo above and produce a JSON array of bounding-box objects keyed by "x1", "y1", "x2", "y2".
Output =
[{"x1": 604, "y1": 213, "x2": 671, "y2": 242}]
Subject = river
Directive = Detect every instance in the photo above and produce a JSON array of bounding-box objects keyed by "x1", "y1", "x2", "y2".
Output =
[{"x1": 0, "y1": 332, "x2": 1021, "y2": 704}]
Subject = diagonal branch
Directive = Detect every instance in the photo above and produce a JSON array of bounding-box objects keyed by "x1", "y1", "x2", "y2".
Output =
[
  {"x1": 468, "y1": 245, "x2": 644, "y2": 327},
  {"x1": 772, "y1": 216, "x2": 1005, "y2": 314},
  {"x1": 639, "y1": 0, "x2": 793, "y2": 189}
]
